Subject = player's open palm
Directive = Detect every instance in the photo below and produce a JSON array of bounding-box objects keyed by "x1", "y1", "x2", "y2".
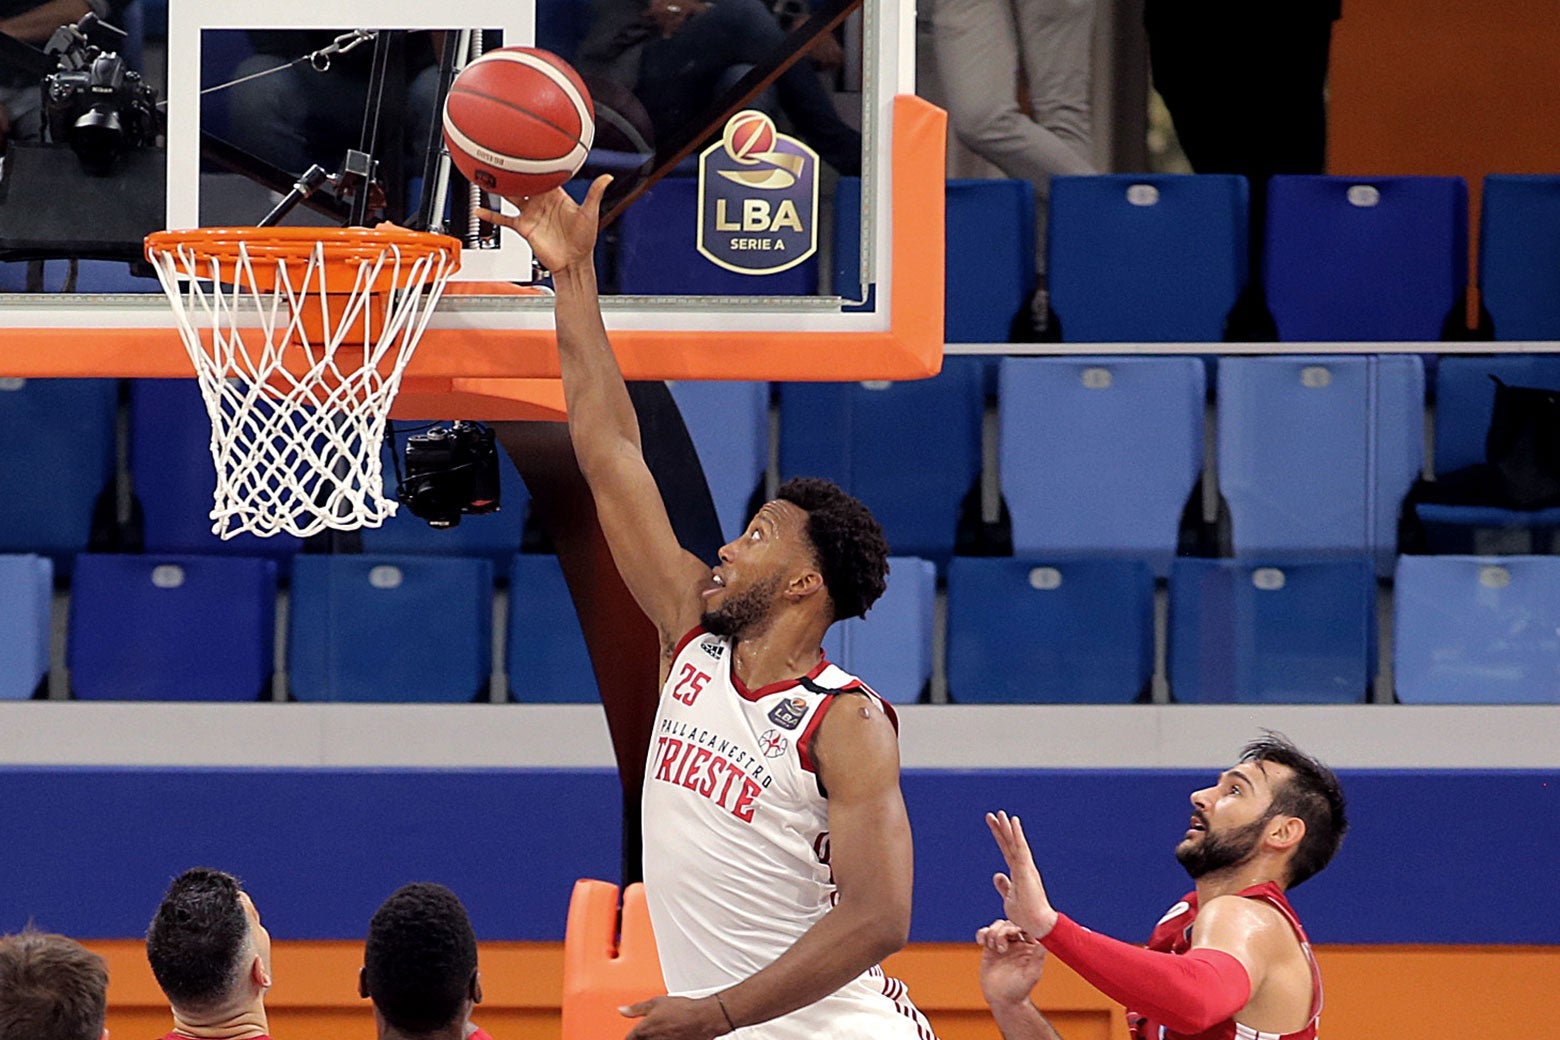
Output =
[
  {"x1": 987, "y1": 811, "x2": 1059, "y2": 939},
  {"x1": 475, "y1": 173, "x2": 611, "y2": 275}
]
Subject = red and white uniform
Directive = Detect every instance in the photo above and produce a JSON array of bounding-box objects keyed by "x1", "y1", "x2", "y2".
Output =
[
  {"x1": 1130, "y1": 882, "x2": 1322, "y2": 1040},
  {"x1": 641, "y1": 627, "x2": 937, "y2": 1039}
]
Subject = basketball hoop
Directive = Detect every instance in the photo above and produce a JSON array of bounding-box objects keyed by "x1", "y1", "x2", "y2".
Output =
[{"x1": 144, "y1": 226, "x2": 461, "y2": 539}]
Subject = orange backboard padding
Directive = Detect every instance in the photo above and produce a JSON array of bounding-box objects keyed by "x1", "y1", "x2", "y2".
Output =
[
  {"x1": 561, "y1": 880, "x2": 665, "y2": 1040},
  {"x1": 0, "y1": 96, "x2": 946, "y2": 405}
]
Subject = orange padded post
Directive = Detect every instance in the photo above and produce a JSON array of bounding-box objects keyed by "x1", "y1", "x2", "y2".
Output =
[{"x1": 561, "y1": 880, "x2": 666, "y2": 1040}]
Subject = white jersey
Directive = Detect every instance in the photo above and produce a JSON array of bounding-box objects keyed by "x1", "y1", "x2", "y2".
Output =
[{"x1": 641, "y1": 627, "x2": 937, "y2": 1040}]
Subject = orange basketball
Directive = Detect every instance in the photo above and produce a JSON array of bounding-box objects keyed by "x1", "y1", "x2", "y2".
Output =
[{"x1": 442, "y1": 47, "x2": 596, "y2": 199}]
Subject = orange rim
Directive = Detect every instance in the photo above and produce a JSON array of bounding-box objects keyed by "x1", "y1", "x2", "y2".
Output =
[{"x1": 144, "y1": 226, "x2": 462, "y2": 288}]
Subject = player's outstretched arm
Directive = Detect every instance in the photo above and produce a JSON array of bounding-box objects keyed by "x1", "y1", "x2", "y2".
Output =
[
  {"x1": 978, "y1": 919, "x2": 1065, "y2": 1040},
  {"x1": 621, "y1": 695, "x2": 911, "y2": 1039},
  {"x1": 478, "y1": 181, "x2": 709, "y2": 648},
  {"x1": 986, "y1": 811, "x2": 1263, "y2": 1036}
]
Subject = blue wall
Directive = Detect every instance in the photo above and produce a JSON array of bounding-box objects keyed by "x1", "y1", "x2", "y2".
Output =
[{"x1": 2, "y1": 768, "x2": 1554, "y2": 945}]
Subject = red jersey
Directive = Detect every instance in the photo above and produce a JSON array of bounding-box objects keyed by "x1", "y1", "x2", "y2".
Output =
[{"x1": 1128, "y1": 882, "x2": 1322, "y2": 1040}]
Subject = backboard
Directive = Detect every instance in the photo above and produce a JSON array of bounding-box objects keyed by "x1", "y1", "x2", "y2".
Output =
[{"x1": 0, "y1": 0, "x2": 945, "y2": 417}]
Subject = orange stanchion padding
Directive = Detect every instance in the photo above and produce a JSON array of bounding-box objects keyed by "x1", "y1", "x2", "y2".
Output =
[{"x1": 561, "y1": 879, "x2": 666, "y2": 1040}]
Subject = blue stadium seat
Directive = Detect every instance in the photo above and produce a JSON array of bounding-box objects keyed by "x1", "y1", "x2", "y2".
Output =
[
  {"x1": 0, "y1": 555, "x2": 53, "y2": 700},
  {"x1": 68, "y1": 554, "x2": 276, "y2": 701},
  {"x1": 507, "y1": 554, "x2": 598, "y2": 702},
  {"x1": 668, "y1": 381, "x2": 768, "y2": 540},
  {"x1": 1048, "y1": 174, "x2": 1248, "y2": 342},
  {"x1": 1217, "y1": 355, "x2": 1424, "y2": 570},
  {"x1": 288, "y1": 555, "x2": 494, "y2": 702},
  {"x1": 946, "y1": 557, "x2": 1154, "y2": 703},
  {"x1": 1433, "y1": 355, "x2": 1560, "y2": 474},
  {"x1": 779, "y1": 360, "x2": 985, "y2": 565},
  {"x1": 998, "y1": 356, "x2": 1204, "y2": 576},
  {"x1": 130, "y1": 380, "x2": 304, "y2": 561},
  {"x1": 833, "y1": 177, "x2": 1035, "y2": 343},
  {"x1": 1394, "y1": 555, "x2": 1560, "y2": 703},
  {"x1": 1479, "y1": 174, "x2": 1560, "y2": 341},
  {"x1": 1264, "y1": 175, "x2": 1467, "y2": 341},
  {"x1": 1412, "y1": 355, "x2": 1560, "y2": 554},
  {"x1": 0, "y1": 379, "x2": 118, "y2": 567},
  {"x1": 821, "y1": 556, "x2": 935, "y2": 703},
  {"x1": 1169, "y1": 557, "x2": 1374, "y2": 703},
  {"x1": 617, "y1": 179, "x2": 818, "y2": 296},
  {"x1": 362, "y1": 430, "x2": 530, "y2": 579}
]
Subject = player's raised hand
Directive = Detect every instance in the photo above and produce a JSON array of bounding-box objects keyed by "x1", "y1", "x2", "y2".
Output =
[
  {"x1": 987, "y1": 810, "x2": 1059, "y2": 939},
  {"x1": 620, "y1": 993, "x2": 730, "y2": 1040},
  {"x1": 474, "y1": 173, "x2": 612, "y2": 276},
  {"x1": 977, "y1": 918, "x2": 1048, "y2": 1009}
]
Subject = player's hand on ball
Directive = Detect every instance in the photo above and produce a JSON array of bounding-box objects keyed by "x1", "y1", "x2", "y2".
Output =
[
  {"x1": 987, "y1": 811, "x2": 1059, "y2": 940},
  {"x1": 473, "y1": 173, "x2": 611, "y2": 277},
  {"x1": 620, "y1": 993, "x2": 731, "y2": 1039},
  {"x1": 977, "y1": 918, "x2": 1047, "y2": 1009}
]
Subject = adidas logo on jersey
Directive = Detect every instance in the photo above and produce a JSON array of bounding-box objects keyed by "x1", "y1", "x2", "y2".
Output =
[{"x1": 701, "y1": 641, "x2": 725, "y2": 660}]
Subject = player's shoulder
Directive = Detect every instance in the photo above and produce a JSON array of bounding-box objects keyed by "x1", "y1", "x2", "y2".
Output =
[{"x1": 1195, "y1": 891, "x2": 1294, "y2": 944}]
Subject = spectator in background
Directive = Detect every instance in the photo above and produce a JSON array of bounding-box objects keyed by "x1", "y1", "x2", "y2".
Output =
[
  {"x1": 0, "y1": 0, "x2": 115, "y2": 147},
  {"x1": 223, "y1": 29, "x2": 442, "y2": 180},
  {"x1": 575, "y1": 0, "x2": 863, "y2": 176},
  {"x1": 929, "y1": 0, "x2": 1097, "y2": 192},
  {"x1": 0, "y1": 929, "x2": 109, "y2": 1040},
  {"x1": 1144, "y1": 0, "x2": 1340, "y2": 183},
  {"x1": 145, "y1": 867, "x2": 274, "y2": 1040},
  {"x1": 360, "y1": 883, "x2": 495, "y2": 1040}
]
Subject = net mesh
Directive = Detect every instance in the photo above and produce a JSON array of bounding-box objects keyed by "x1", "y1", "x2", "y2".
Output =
[{"x1": 146, "y1": 229, "x2": 460, "y2": 539}]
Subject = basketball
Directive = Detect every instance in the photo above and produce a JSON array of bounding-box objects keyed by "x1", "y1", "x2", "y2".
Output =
[{"x1": 442, "y1": 47, "x2": 595, "y2": 199}]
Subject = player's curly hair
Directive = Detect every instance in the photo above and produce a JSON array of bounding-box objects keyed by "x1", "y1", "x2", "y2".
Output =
[
  {"x1": 364, "y1": 883, "x2": 478, "y2": 1035},
  {"x1": 777, "y1": 477, "x2": 889, "y2": 620},
  {"x1": 145, "y1": 867, "x2": 250, "y2": 1012},
  {"x1": 1242, "y1": 732, "x2": 1349, "y2": 889}
]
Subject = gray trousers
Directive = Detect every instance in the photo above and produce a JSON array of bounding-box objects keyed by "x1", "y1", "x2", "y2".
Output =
[{"x1": 929, "y1": 0, "x2": 1096, "y2": 188}]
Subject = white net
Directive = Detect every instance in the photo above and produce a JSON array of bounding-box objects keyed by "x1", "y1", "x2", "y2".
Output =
[{"x1": 146, "y1": 229, "x2": 460, "y2": 539}]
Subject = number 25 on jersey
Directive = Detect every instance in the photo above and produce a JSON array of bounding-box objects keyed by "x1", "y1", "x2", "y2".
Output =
[{"x1": 673, "y1": 663, "x2": 710, "y2": 705}]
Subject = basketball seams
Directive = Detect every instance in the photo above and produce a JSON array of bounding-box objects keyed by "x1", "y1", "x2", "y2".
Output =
[
  {"x1": 466, "y1": 50, "x2": 595, "y2": 153},
  {"x1": 446, "y1": 84, "x2": 589, "y2": 153},
  {"x1": 441, "y1": 114, "x2": 587, "y2": 176}
]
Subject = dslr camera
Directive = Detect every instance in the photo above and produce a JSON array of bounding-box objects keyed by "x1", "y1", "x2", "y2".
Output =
[
  {"x1": 42, "y1": 15, "x2": 161, "y2": 173},
  {"x1": 396, "y1": 421, "x2": 502, "y2": 528}
]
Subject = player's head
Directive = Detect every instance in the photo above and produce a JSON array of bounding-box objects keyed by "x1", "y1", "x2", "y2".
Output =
[
  {"x1": 146, "y1": 867, "x2": 272, "y2": 1020},
  {"x1": 360, "y1": 883, "x2": 481, "y2": 1040},
  {"x1": 1176, "y1": 732, "x2": 1347, "y2": 890},
  {"x1": 702, "y1": 477, "x2": 888, "y2": 637},
  {"x1": 0, "y1": 930, "x2": 109, "y2": 1040}
]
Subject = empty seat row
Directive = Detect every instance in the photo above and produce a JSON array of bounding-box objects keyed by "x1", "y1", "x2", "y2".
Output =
[
  {"x1": 1049, "y1": 173, "x2": 1560, "y2": 343},
  {"x1": 16, "y1": 549, "x2": 1552, "y2": 704},
  {"x1": 8, "y1": 353, "x2": 1553, "y2": 572},
  {"x1": 945, "y1": 554, "x2": 1559, "y2": 704},
  {"x1": 782, "y1": 355, "x2": 1424, "y2": 572},
  {"x1": 31, "y1": 552, "x2": 933, "y2": 704}
]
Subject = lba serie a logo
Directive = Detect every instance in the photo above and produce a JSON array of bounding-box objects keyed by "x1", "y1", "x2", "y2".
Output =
[{"x1": 697, "y1": 110, "x2": 818, "y2": 276}]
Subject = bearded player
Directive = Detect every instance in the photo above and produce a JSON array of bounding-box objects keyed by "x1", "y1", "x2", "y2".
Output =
[
  {"x1": 983, "y1": 734, "x2": 1347, "y2": 1040},
  {"x1": 476, "y1": 180, "x2": 934, "y2": 1040}
]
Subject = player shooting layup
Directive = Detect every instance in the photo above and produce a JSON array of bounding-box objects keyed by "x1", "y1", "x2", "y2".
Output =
[
  {"x1": 478, "y1": 179, "x2": 936, "y2": 1040},
  {"x1": 980, "y1": 734, "x2": 1347, "y2": 1040}
]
